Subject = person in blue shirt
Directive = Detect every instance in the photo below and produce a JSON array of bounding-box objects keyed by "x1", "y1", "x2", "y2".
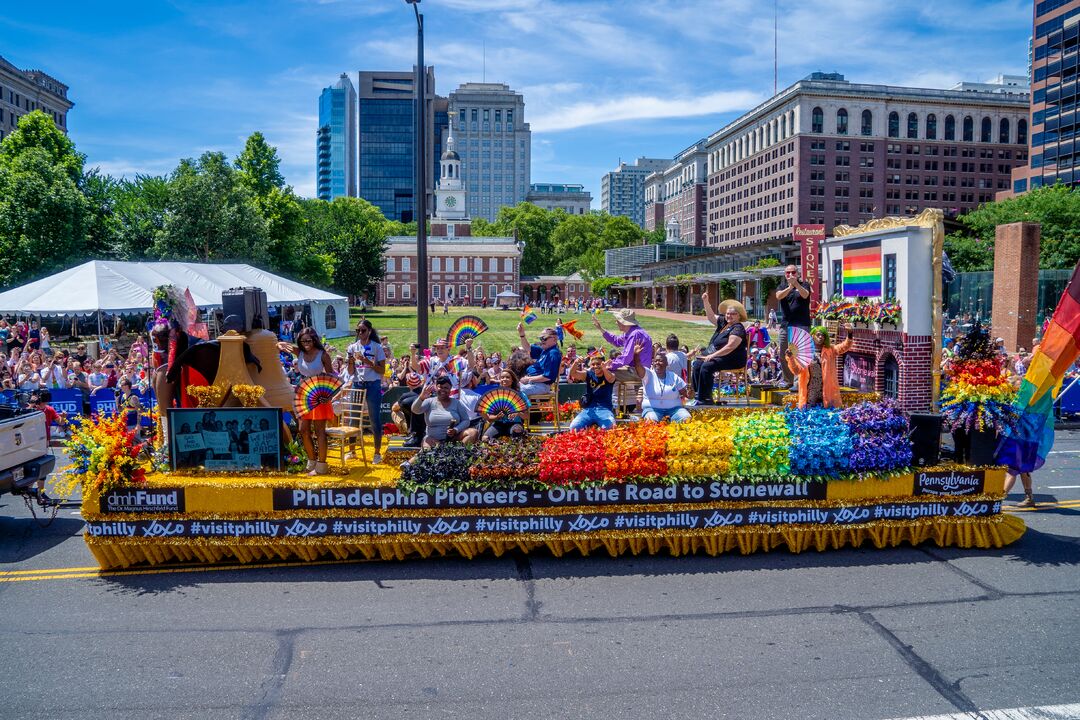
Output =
[
  {"x1": 568, "y1": 352, "x2": 616, "y2": 430},
  {"x1": 517, "y1": 323, "x2": 562, "y2": 397}
]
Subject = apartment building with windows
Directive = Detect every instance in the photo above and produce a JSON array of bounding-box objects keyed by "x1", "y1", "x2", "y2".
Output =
[
  {"x1": 525, "y1": 183, "x2": 592, "y2": 215},
  {"x1": 642, "y1": 140, "x2": 708, "y2": 245},
  {"x1": 0, "y1": 55, "x2": 72, "y2": 141},
  {"x1": 601, "y1": 157, "x2": 670, "y2": 227},
  {"x1": 704, "y1": 72, "x2": 1030, "y2": 250},
  {"x1": 1008, "y1": 0, "x2": 1080, "y2": 195},
  {"x1": 317, "y1": 74, "x2": 357, "y2": 201},
  {"x1": 446, "y1": 82, "x2": 531, "y2": 222}
]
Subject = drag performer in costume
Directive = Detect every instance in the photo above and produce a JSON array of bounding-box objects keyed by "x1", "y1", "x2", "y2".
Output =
[
  {"x1": 786, "y1": 325, "x2": 853, "y2": 409},
  {"x1": 278, "y1": 327, "x2": 334, "y2": 475}
]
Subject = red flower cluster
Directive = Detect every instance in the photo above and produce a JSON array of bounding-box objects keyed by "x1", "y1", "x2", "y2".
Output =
[
  {"x1": 603, "y1": 421, "x2": 668, "y2": 482},
  {"x1": 538, "y1": 428, "x2": 606, "y2": 485}
]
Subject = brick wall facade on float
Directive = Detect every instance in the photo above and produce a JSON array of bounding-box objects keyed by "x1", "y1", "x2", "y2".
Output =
[{"x1": 839, "y1": 328, "x2": 933, "y2": 413}]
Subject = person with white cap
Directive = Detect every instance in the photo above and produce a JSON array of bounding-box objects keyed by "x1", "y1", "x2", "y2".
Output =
[{"x1": 592, "y1": 308, "x2": 653, "y2": 383}]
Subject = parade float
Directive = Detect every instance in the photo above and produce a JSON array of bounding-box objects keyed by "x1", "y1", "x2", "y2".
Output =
[{"x1": 68, "y1": 212, "x2": 1026, "y2": 570}]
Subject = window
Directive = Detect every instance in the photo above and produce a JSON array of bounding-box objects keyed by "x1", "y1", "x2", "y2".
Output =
[
  {"x1": 386, "y1": 285, "x2": 396, "y2": 300},
  {"x1": 837, "y1": 108, "x2": 848, "y2": 135},
  {"x1": 432, "y1": 257, "x2": 441, "y2": 272},
  {"x1": 861, "y1": 109, "x2": 873, "y2": 136},
  {"x1": 944, "y1": 115, "x2": 955, "y2": 140},
  {"x1": 386, "y1": 257, "x2": 396, "y2": 272},
  {"x1": 832, "y1": 259, "x2": 843, "y2": 296},
  {"x1": 812, "y1": 107, "x2": 824, "y2": 133},
  {"x1": 471, "y1": 109, "x2": 478, "y2": 122},
  {"x1": 507, "y1": 109, "x2": 513, "y2": 125},
  {"x1": 504, "y1": 258, "x2": 513, "y2": 273},
  {"x1": 402, "y1": 284, "x2": 411, "y2": 299},
  {"x1": 402, "y1": 257, "x2": 411, "y2": 272},
  {"x1": 882, "y1": 356, "x2": 899, "y2": 398},
  {"x1": 888, "y1": 112, "x2": 899, "y2": 138},
  {"x1": 483, "y1": 109, "x2": 489, "y2": 121},
  {"x1": 907, "y1": 112, "x2": 918, "y2": 139},
  {"x1": 999, "y1": 118, "x2": 1010, "y2": 144},
  {"x1": 926, "y1": 114, "x2": 937, "y2": 140},
  {"x1": 981, "y1": 117, "x2": 992, "y2": 143},
  {"x1": 475, "y1": 284, "x2": 483, "y2": 299},
  {"x1": 459, "y1": 109, "x2": 465, "y2": 125},
  {"x1": 474, "y1": 258, "x2": 483, "y2": 273},
  {"x1": 963, "y1": 116, "x2": 974, "y2": 142},
  {"x1": 1018, "y1": 118, "x2": 1028, "y2": 144},
  {"x1": 432, "y1": 285, "x2": 440, "y2": 299},
  {"x1": 489, "y1": 284, "x2": 497, "y2": 299},
  {"x1": 459, "y1": 284, "x2": 468, "y2": 298},
  {"x1": 324, "y1": 305, "x2": 337, "y2": 329}
]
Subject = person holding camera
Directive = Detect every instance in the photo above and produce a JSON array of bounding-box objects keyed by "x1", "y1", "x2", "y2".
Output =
[{"x1": 346, "y1": 319, "x2": 386, "y2": 465}]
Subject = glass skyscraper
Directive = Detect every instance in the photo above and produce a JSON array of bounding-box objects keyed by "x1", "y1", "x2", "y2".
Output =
[{"x1": 316, "y1": 73, "x2": 357, "y2": 201}]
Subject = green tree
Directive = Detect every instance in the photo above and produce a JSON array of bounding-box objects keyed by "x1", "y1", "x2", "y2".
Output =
[
  {"x1": 550, "y1": 213, "x2": 603, "y2": 275},
  {"x1": 645, "y1": 227, "x2": 665, "y2": 244},
  {"x1": 591, "y1": 276, "x2": 622, "y2": 297},
  {"x1": 493, "y1": 203, "x2": 563, "y2": 275},
  {"x1": 235, "y1": 131, "x2": 285, "y2": 196},
  {"x1": 154, "y1": 151, "x2": 270, "y2": 263},
  {"x1": 301, "y1": 197, "x2": 389, "y2": 298},
  {"x1": 947, "y1": 184, "x2": 1080, "y2": 270},
  {"x1": 110, "y1": 174, "x2": 171, "y2": 260},
  {"x1": 0, "y1": 111, "x2": 91, "y2": 286}
]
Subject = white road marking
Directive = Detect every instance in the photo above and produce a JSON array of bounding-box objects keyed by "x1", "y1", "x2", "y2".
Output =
[
  {"x1": 886, "y1": 703, "x2": 1080, "y2": 720},
  {"x1": 1046, "y1": 485, "x2": 1080, "y2": 489},
  {"x1": 1048, "y1": 449, "x2": 1080, "y2": 454}
]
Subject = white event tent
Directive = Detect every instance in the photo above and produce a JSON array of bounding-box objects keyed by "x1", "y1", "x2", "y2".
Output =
[{"x1": 0, "y1": 261, "x2": 351, "y2": 338}]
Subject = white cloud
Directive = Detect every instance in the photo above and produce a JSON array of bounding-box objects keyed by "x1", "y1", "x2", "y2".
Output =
[{"x1": 531, "y1": 90, "x2": 763, "y2": 132}]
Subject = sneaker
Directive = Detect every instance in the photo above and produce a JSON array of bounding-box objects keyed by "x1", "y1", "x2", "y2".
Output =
[
  {"x1": 343, "y1": 451, "x2": 356, "y2": 461},
  {"x1": 305, "y1": 459, "x2": 316, "y2": 472},
  {"x1": 372, "y1": 453, "x2": 382, "y2": 465},
  {"x1": 307, "y1": 462, "x2": 329, "y2": 476},
  {"x1": 402, "y1": 434, "x2": 421, "y2": 449}
]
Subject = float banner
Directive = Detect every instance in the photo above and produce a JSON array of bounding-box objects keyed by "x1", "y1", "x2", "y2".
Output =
[
  {"x1": 99, "y1": 488, "x2": 186, "y2": 514},
  {"x1": 843, "y1": 352, "x2": 876, "y2": 393},
  {"x1": 914, "y1": 470, "x2": 985, "y2": 496},
  {"x1": 794, "y1": 224, "x2": 826, "y2": 304},
  {"x1": 273, "y1": 480, "x2": 827, "y2": 511},
  {"x1": 85, "y1": 500, "x2": 1002, "y2": 539},
  {"x1": 168, "y1": 407, "x2": 282, "y2": 472}
]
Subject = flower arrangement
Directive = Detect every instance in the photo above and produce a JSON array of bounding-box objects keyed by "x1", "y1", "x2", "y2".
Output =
[
  {"x1": 399, "y1": 443, "x2": 477, "y2": 494},
  {"x1": 814, "y1": 296, "x2": 902, "y2": 326},
  {"x1": 939, "y1": 321, "x2": 1018, "y2": 433},
  {"x1": 538, "y1": 428, "x2": 606, "y2": 486},
  {"x1": 230, "y1": 384, "x2": 265, "y2": 408},
  {"x1": 187, "y1": 385, "x2": 226, "y2": 408},
  {"x1": 59, "y1": 413, "x2": 146, "y2": 495},
  {"x1": 666, "y1": 418, "x2": 733, "y2": 478},
  {"x1": 730, "y1": 412, "x2": 790, "y2": 478},
  {"x1": 283, "y1": 438, "x2": 307, "y2": 474},
  {"x1": 603, "y1": 421, "x2": 667, "y2": 482},
  {"x1": 544, "y1": 401, "x2": 580, "y2": 422},
  {"x1": 840, "y1": 401, "x2": 912, "y2": 473},
  {"x1": 785, "y1": 408, "x2": 852, "y2": 478},
  {"x1": 469, "y1": 437, "x2": 544, "y2": 484}
]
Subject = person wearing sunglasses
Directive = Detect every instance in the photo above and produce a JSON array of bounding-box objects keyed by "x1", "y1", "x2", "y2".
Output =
[
  {"x1": 280, "y1": 327, "x2": 334, "y2": 475},
  {"x1": 516, "y1": 323, "x2": 562, "y2": 398}
]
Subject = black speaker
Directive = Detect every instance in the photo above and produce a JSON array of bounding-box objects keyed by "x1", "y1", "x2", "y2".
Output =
[
  {"x1": 221, "y1": 287, "x2": 268, "y2": 333},
  {"x1": 909, "y1": 413, "x2": 942, "y2": 467}
]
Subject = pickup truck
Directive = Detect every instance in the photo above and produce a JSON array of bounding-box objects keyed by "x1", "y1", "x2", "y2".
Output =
[{"x1": 0, "y1": 406, "x2": 57, "y2": 498}]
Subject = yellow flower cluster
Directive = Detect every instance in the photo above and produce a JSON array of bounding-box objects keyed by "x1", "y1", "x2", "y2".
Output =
[
  {"x1": 230, "y1": 384, "x2": 265, "y2": 408},
  {"x1": 666, "y1": 418, "x2": 733, "y2": 478},
  {"x1": 187, "y1": 385, "x2": 226, "y2": 408}
]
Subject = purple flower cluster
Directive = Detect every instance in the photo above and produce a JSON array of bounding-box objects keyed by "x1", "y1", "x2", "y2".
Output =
[{"x1": 841, "y1": 401, "x2": 913, "y2": 472}]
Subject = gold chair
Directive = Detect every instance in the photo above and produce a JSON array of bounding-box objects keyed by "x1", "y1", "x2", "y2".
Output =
[
  {"x1": 529, "y1": 379, "x2": 561, "y2": 431},
  {"x1": 326, "y1": 387, "x2": 367, "y2": 469},
  {"x1": 719, "y1": 368, "x2": 752, "y2": 405},
  {"x1": 615, "y1": 379, "x2": 642, "y2": 419}
]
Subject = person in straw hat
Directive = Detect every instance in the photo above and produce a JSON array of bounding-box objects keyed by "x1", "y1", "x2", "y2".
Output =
[
  {"x1": 694, "y1": 292, "x2": 749, "y2": 404},
  {"x1": 592, "y1": 308, "x2": 653, "y2": 383}
]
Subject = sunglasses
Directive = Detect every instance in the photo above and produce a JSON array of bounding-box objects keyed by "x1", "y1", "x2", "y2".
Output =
[{"x1": 785, "y1": 271, "x2": 797, "y2": 276}]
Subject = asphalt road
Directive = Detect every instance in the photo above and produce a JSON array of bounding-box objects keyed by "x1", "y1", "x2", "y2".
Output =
[{"x1": 1, "y1": 436, "x2": 1078, "y2": 720}]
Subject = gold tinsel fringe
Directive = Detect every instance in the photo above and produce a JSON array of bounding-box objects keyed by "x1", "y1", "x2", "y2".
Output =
[{"x1": 85, "y1": 514, "x2": 1026, "y2": 569}]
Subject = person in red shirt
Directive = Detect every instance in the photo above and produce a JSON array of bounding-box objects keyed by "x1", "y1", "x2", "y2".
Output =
[{"x1": 27, "y1": 390, "x2": 63, "y2": 505}]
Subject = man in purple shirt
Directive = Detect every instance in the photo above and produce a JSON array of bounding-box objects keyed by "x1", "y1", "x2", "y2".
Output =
[{"x1": 593, "y1": 309, "x2": 653, "y2": 382}]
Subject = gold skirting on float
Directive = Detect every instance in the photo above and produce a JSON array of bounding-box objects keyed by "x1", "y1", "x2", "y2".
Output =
[{"x1": 85, "y1": 513, "x2": 1025, "y2": 570}]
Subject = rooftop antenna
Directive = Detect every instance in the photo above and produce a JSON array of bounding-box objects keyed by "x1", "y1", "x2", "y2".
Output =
[
  {"x1": 483, "y1": 39, "x2": 486, "y2": 83},
  {"x1": 773, "y1": 0, "x2": 778, "y2": 95}
]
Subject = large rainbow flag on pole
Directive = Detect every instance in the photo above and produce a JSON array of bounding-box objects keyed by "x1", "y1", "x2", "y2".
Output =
[{"x1": 996, "y1": 260, "x2": 1080, "y2": 473}]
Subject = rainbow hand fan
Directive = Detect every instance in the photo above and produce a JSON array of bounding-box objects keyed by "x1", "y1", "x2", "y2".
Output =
[
  {"x1": 476, "y1": 387, "x2": 529, "y2": 418},
  {"x1": 788, "y1": 327, "x2": 814, "y2": 367},
  {"x1": 447, "y1": 315, "x2": 488, "y2": 347},
  {"x1": 293, "y1": 373, "x2": 344, "y2": 417}
]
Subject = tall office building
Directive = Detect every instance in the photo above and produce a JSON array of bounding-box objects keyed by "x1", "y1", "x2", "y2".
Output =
[
  {"x1": 446, "y1": 83, "x2": 531, "y2": 222},
  {"x1": 1008, "y1": 1, "x2": 1080, "y2": 195},
  {"x1": 704, "y1": 72, "x2": 1029, "y2": 249},
  {"x1": 600, "y1": 157, "x2": 670, "y2": 227},
  {"x1": 316, "y1": 74, "x2": 357, "y2": 201},
  {"x1": 356, "y1": 69, "x2": 441, "y2": 222},
  {"x1": 0, "y1": 55, "x2": 73, "y2": 142}
]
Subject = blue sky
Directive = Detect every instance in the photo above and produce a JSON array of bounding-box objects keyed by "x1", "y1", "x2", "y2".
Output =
[{"x1": 3, "y1": 0, "x2": 1033, "y2": 205}]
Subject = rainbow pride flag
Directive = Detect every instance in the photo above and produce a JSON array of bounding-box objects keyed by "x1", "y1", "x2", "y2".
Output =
[
  {"x1": 842, "y1": 241, "x2": 882, "y2": 297},
  {"x1": 521, "y1": 305, "x2": 537, "y2": 325},
  {"x1": 996, "y1": 260, "x2": 1080, "y2": 473}
]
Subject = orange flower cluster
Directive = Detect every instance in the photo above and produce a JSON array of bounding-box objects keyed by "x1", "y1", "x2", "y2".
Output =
[{"x1": 603, "y1": 421, "x2": 668, "y2": 482}]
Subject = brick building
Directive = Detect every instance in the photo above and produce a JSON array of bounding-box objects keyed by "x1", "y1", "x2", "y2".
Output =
[
  {"x1": 0, "y1": 55, "x2": 72, "y2": 141},
  {"x1": 376, "y1": 132, "x2": 521, "y2": 306},
  {"x1": 642, "y1": 139, "x2": 708, "y2": 246},
  {"x1": 519, "y1": 272, "x2": 589, "y2": 303},
  {"x1": 1007, "y1": 1, "x2": 1080, "y2": 195},
  {"x1": 704, "y1": 72, "x2": 1030, "y2": 251}
]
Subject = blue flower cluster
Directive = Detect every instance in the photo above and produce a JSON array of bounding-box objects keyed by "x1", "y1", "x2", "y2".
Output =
[
  {"x1": 840, "y1": 401, "x2": 913, "y2": 472},
  {"x1": 786, "y1": 408, "x2": 853, "y2": 477}
]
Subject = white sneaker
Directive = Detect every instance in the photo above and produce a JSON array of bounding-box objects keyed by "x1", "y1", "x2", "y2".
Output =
[
  {"x1": 372, "y1": 453, "x2": 382, "y2": 465},
  {"x1": 344, "y1": 451, "x2": 356, "y2": 461},
  {"x1": 305, "y1": 459, "x2": 316, "y2": 472}
]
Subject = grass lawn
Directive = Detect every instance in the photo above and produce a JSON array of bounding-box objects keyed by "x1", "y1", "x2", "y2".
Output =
[{"x1": 328, "y1": 306, "x2": 716, "y2": 357}]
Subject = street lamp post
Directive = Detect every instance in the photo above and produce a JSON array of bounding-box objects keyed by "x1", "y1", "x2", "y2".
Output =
[{"x1": 407, "y1": 0, "x2": 428, "y2": 347}]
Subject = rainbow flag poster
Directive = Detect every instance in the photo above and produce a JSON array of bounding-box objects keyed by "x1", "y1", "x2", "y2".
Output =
[
  {"x1": 997, "y1": 259, "x2": 1080, "y2": 473},
  {"x1": 842, "y1": 240, "x2": 882, "y2": 297}
]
